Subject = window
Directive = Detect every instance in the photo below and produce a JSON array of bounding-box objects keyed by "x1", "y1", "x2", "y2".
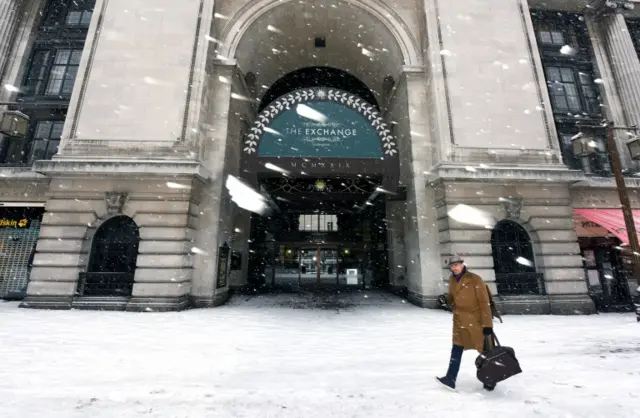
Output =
[
  {"x1": 24, "y1": 49, "x2": 82, "y2": 97},
  {"x1": 545, "y1": 67, "x2": 600, "y2": 115},
  {"x1": 491, "y1": 220, "x2": 542, "y2": 295},
  {"x1": 531, "y1": 10, "x2": 603, "y2": 174},
  {"x1": 66, "y1": 7, "x2": 93, "y2": 26},
  {"x1": 546, "y1": 67, "x2": 581, "y2": 112},
  {"x1": 5, "y1": 0, "x2": 94, "y2": 166},
  {"x1": 23, "y1": 50, "x2": 52, "y2": 96},
  {"x1": 298, "y1": 214, "x2": 339, "y2": 232},
  {"x1": 31, "y1": 121, "x2": 63, "y2": 161},
  {"x1": 538, "y1": 29, "x2": 565, "y2": 46},
  {"x1": 41, "y1": 0, "x2": 95, "y2": 29},
  {"x1": 45, "y1": 49, "x2": 82, "y2": 95}
]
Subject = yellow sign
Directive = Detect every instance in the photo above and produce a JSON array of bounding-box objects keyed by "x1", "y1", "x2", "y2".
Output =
[{"x1": 0, "y1": 218, "x2": 30, "y2": 228}]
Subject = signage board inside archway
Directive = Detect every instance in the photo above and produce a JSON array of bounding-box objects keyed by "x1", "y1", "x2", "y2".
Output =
[{"x1": 241, "y1": 88, "x2": 400, "y2": 191}]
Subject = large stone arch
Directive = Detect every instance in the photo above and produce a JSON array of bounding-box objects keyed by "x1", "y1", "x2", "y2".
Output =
[{"x1": 219, "y1": 0, "x2": 422, "y2": 68}]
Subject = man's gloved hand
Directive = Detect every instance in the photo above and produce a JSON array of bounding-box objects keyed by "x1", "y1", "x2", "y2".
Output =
[{"x1": 482, "y1": 327, "x2": 493, "y2": 336}]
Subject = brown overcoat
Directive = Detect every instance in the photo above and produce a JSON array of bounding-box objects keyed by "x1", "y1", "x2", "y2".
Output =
[{"x1": 446, "y1": 270, "x2": 493, "y2": 352}]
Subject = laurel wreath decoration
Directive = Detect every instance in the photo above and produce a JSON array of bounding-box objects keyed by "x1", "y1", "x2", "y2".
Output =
[{"x1": 243, "y1": 88, "x2": 398, "y2": 157}]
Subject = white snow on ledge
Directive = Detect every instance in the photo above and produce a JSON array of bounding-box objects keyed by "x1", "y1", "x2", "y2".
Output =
[{"x1": 0, "y1": 293, "x2": 638, "y2": 418}]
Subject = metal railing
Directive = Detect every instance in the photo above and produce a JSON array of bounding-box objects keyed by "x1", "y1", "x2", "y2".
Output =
[
  {"x1": 78, "y1": 272, "x2": 134, "y2": 297},
  {"x1": 495, "y1": 272, "x2": 544, "y2": 296}
]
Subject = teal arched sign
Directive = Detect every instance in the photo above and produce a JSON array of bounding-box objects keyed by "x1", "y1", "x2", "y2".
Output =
[
  {"x1": 258, "y1": 100, "x2": 383, "y2": 158},
  {"x1": 243, "y1": 89, "x2": 397, "y2": 159},
  {"x1": 241, "y1": 88, "x2": 400, "y2": 191}
]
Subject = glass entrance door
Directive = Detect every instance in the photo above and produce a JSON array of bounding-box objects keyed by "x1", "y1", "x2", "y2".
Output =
[{"x1": 299, "y1": 247, "x2": 338, "y2": 287}]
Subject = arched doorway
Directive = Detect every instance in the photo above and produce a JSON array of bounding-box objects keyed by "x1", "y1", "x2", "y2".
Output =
[
  {"x1": 242, "y1": 84, "x2": 399, "y2": 291},
  {"x1": 491, "y1": 220, "x2": 543, "y2": 296},
  {"x1": 80, "y1": 216, "x2": 140, "y2": 297}
]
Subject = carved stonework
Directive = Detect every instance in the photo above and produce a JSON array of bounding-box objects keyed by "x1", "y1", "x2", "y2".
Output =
[
  {"x1": 501, "y1": 195, "x2": 523, "y2": 219},
  {"x1": 105, "y1": 192, "x2": 128, "y2": 215},
  {"x1": 0, "y1": 180, "x2": 48, "y2": 199}
]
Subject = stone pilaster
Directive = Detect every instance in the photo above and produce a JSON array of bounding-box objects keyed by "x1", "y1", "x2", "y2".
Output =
[
  {"x1": 0, "y1": 0, "x2": 24, "y2": 81},
  {"x1": 397, "y1": 69, "x2": 443, "y2": 308},
  {"x1": 385, "y1": 201, "x2": 406, "y2": 293},
  {"x1": 190, "y1": 62, "x2": 247, "y2": 308}
]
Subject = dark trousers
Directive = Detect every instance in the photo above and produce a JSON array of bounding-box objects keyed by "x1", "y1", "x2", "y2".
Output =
[
  {"x1": 446, "y1": 344, "x2": 496, "y2": 389},
  {"x1": 445, "y1": 344, "x2": 464, "y2": 382}
]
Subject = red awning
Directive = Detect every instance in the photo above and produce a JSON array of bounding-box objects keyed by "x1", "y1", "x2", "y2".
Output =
[{"x1": 574, "y1": 208, "x2": 640, "y2": 245}]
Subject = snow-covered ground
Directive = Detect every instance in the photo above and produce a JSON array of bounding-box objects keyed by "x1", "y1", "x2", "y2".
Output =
[{"x1": 1, "y1": 291, "x2": 639, "y2": 418}]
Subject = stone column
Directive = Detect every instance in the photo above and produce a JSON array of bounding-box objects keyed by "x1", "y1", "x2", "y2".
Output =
[
  {"x1": 584, "y1": 12, "x2": 632, "y2": 169},
  {"x1": 0, "y1": 0, "x2": 24, "y2": 81},
  {"x1": 599, "y1": 10, "x2": 640, "y2": 137},
  {"x1": 401, "y1": 69, "x2": 444, "y2": 307}
]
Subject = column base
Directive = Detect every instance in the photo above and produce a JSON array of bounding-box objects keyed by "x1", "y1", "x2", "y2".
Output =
[
  {"x1": 190, "y1": 291, "x2": 229, "y2": 308},
  {"x1": 19, "y1": 296, "x2": 73, "y2": 310},
  {"x1": 126, "y1": 295, "x2": 190, "y2": 312},
  {"x1": 549, "y1": 294, "x2": 596, "y2": 315},
  {"x1": 406, "y1": 290, "x2": 439, "y2": 308},
  {"x1": 496, "y1": 295, "x2": 551, "y2": 315}
]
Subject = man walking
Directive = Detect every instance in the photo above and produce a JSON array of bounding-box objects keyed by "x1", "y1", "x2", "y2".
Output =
[{"x1": 436, "y1": 255, "x2": 495, "y2": 391}]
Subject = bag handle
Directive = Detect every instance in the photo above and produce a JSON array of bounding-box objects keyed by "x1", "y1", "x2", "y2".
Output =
[{"x1": 483, "y1": 332, "x2": 501, "y2": 351}]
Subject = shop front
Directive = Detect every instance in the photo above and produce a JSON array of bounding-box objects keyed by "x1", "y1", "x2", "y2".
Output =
[
  {"x1": 573, "y1": 209, "x2": 635, "y2": 312},
  {"x1": 0, "y1": 205, "x2": 45, "y2": 300}
]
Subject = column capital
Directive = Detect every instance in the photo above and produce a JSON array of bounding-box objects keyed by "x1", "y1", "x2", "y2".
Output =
[{"x1": 587, "y1": 0, "x2": 636, "y2": 17}]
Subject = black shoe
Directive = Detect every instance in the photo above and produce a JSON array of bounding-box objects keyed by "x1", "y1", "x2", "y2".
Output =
[
  {"x1": 483, "y1": 383, "x2": 496, "y2": 391},
  {"x1": 436, "y1": 376, "x2": 456, "y2": 391}
]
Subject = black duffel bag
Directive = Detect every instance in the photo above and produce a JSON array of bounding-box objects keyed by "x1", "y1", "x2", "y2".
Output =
[{"x1": 475, "y1": 332, "x2": 522, "y2": 386}]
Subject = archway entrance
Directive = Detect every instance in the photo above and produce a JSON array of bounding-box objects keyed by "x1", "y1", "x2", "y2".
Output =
[
  {"x1": 242, "y1": 87, "x2": 399, "y2": 291},
  {"x1": 205, "y1": 0, "x2": 435, "y2": 299}
]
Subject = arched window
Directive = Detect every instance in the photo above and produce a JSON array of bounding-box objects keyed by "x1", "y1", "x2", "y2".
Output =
[
  {"x1": 81, "y1": 216, "x2": 139, "y2": 297},
  {"x1": 491, "y1": 220, "x2": 541, "y2": 295}
]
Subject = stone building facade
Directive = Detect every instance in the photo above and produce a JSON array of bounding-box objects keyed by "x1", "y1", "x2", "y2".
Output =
[{"x1": 1, "y1": 0, "x2": 639, "y2": 314}]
